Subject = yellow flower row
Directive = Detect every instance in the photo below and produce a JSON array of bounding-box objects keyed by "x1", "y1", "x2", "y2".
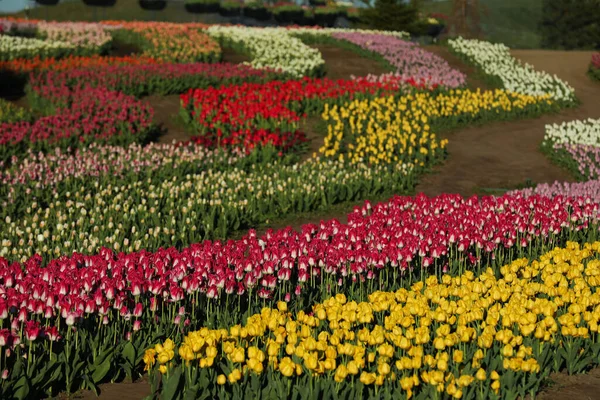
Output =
[
  {"x1": 146, "y1": 241, "x2": 600, "y2": 398},
  {"x1": 319, "y1": 89, "x2": 553, "y2": 165}
]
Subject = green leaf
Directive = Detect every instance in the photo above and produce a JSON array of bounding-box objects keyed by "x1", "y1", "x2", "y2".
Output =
[
  {"x1": 162, "y1": 368, "x2": 183, "y2": 400},
  {"x1": 91, "y1": 356, "x2": 112, "y2": 384},
  {"x1": 123, "y1": 341, "x2": 136, "y2": 366},
  {"x1": 13, "y1": 376, "x2": 30, "y2": 400}
]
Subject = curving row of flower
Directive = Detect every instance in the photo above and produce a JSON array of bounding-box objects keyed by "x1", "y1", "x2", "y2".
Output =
[
  {"x1": 320, "y1": 89, "x2": 555, "y2": 165},
  {"x1": 331, "y1": 32, "x2": 466, "y2": 89},
  {"x1": 448, "y1": 37, "x2": 575, "y2": 103},
  {"x1": 180, "y1": 77, "x2": 400, "y2": 151},
  {"x1": 2, "y1": 231, "x2": 600, "y2": 397},
  {"x1": 104, "y1": 21, "x2": 221, "y2": 64},
  {"x1": 0, "y1": 61, "x2": 280, "y2": 161},
  {"x1": 28, "y1": 61, "x2": 282, "y2": 99},
  {"x1": 0, "y1": 35, "x2": 76, "y2": 61},
  {"x1": 207, "y1": 26, "x2": 326, "y2": 77},
  {"x1": 0, "y1": 146, "x2": 416, "y2": 261},
  {"x1": 206, "y1": 27, "x2": 410, "y2": 77},
  {"x1": 36, "y1": 21, "x2": 113, "y2": 53},
  {"x1": 0, "y1": 54, "x2": 161, "y2": 75},
  {"x1": 144, "y1": 242, "x2": 600, "y2": 399},
  {"x1": 0, "y1": 87, "x2": 155, "y2": 162},
  {"x1": 540, "y1": 118, "x2": 600, "y2": 180}
]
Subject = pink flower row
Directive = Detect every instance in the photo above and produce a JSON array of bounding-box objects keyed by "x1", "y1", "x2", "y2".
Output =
[
  {"x1": 36, "y1": 21, "x2": 113, "y2": 49},
  {"x1": 512, "y1": 180, "x2": 600, "y2": 204},
  {"x1": 332, "y1": 32, "x2": 466, "y2": 88},
  {"x1": 554, "y1": 143, "x2": 600, "y2": 180},
  {"x1": 0, "y1": 193, "x2": 596, "y2": 325},
  {"x1": 0, "y1": 87, "x2": 153, "y2": 151},
  {"x1": 0, "y1": 142, "x2": 242, "y2": 189}
]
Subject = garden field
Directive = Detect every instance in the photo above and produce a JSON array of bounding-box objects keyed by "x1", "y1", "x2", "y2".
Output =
[{"x1": 0, "y1": 16, "x2": 600, "y2": 400}]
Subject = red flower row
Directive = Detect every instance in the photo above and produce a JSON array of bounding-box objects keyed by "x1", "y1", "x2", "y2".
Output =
[
  {"x1": 0, "y1": 193, "x2": 595, "y2": 326},
  {"x1": 181, "y1": 77, "x2": 401, "y2": 151}
]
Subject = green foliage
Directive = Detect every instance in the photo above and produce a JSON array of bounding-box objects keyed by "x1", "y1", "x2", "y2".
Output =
[
  {"x1": 185, "y1": 0, "x2": 219, "y2": 5},
  {"x1": 0, "y1": 99, "x2": 33, "y2": 124},
  {"x1": 360, "y1": 0, "x2": 419, "y2": 33},
  {"x1": 422, "y1": 0, "x2": 543, "y2": 49},
  {"x1": 589, "y1": 64, "x2": 600, "y2": 82},
  {"x1": 272, "y1": 5, "x2": 305, "y2": 24},
  {"x1": 220, "y1": 1, "x2": 241, "y2": 10},
  {"x1": 540, "y1": 0, "x2": 600, "y2": 49}
]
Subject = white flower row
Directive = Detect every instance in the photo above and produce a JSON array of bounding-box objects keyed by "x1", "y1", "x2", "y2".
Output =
[
  {"x1": 206, "y1": 26, "x2": 408, "y2": 77},
  {"x1": 207, "y1": 26, "x2": 325, "y2": 77},
  {"x1": 448, "y1": 37, "x2": 575, "y2": 102},
  {"x1": 287, "y1": 27, "x2": 409, "y2": 39},
  {"x1": 544, "y1": 118, "x2": 600, "y2": 146},
  {"x1": 1, "y1": 156, "x2": 413, "y2": 261},
  {"x1": 0, "y1": 34, "x2": 74, "y2": 60}
]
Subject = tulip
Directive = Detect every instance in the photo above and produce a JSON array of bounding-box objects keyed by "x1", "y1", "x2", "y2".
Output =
[{"x1": 0, "y1": 329, "x2": 10, "y2": 346}]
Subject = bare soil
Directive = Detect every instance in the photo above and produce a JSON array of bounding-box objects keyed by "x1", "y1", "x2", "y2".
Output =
[
  {"x1": 144, "y1": 94, "x2": 191, "y2": 144},
  {"x1": 415, "y1": 50, "x2": 600, "y2": 197},
  {"x1": 537, "y1": 368, "x2": 600, "y2": 400},
  {"x1": 312, "y1": 44, "x2": 390, "y2": 80}
]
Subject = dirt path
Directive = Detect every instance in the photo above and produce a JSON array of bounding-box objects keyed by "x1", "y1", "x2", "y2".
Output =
[
  {"x1": 415, "y1": 50, "x2": 600, "y2": 197},
  {"x1": 313, "y1": 44, "x2": 390, "y2": 80}
]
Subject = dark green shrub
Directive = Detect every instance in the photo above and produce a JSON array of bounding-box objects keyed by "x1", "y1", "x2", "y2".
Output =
[
  {"x1": 540, "y1": 0, "x2": 600, "y2": 49},
  {"x1": 360, "y1": 0, "x2": 418, "y2": 33},
  {"x1": 314, "y1": 7, "x2": 342, "y2": 27},
  {"x1": 273, "y1": 5, "x2": 305, "y2": 24},
  {"x1": 245, "y1": 2, "x2": 271, "y2": 20},
  {"x1": 219, "y1": 1, "x2": 242, "y2": 16},
  {"x1": 185, "y1": 0, "x2": 220, "y2": 13}
]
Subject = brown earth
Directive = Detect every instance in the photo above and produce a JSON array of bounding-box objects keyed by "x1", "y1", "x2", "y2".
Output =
[
  {"x1": 424, "y1": 45, "x2": 497, "y2": 91},
  {"x1": 538, "y1": 368, "x2": 600, "y2": 400},
  {"x1": 144, "y1": 94, "x2": 191, "y2": 144},
  {"x1": 415, "y1": 50, "x2": 600, "y2": 197},
  {"x1": 312, "y1": 44, "x2": 390, "y2": 80},
  {"x1": 70, "y1": 379, "x2": 150, "y2": 400}
]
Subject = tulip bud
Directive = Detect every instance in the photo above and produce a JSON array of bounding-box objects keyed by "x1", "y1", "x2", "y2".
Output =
[
  {"x1": 133, "y1": 320, "x2": 141, "y2": 332},
  {"x1": 1, "y1": 369, "x2": 8, "y2": 379}
]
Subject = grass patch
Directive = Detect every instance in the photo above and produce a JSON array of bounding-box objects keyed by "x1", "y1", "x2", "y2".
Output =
[
  {"x1": 5, "y1": 0, "x2": 222, "y2": 22},
  {"x1": 421, "y1": 0, "x2": 543, "y2": 49}
]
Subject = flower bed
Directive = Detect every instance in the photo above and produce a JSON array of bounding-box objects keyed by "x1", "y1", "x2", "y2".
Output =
[
  {"x1": 448, "y1": 37, "x2": 576, "y2": 103},
  {"x1": 332, "y1": 32, "x2": 466, "y2": 88},
  {"x1": 512, "y1": 179, "x2": 600, "y2": 204},
  {"x1": 28, "y1": 62, "x2": 283, "y2": 98},
  {"x1": 0, "y1": 35, "x2": 75, "y2": 61},
  {"x1": 0, "y1": 153, "x2": 414, "y2": 261},
  {"x1": 541, "y1": 118, "x2": 600, "y2": 180},
  {"x1": 0, "y1": 60, "x2": 279, "y2": 161},
  {"x1": 0, "y1": 55, "x2": 161, "y2": 74},
  {"x1": 0, "y1": 88, "x2": 155, "y2": 162},
  {"x1": 207, "y1": 26, "x2": 325, "y2": 77},
  {"x1": 206, "y1": 27, "x2": 411, "y2": 78},
  {"x1": 0, "y1": 202, "x2": 597, "y2": 396},
  {"x1": 105, "y1": 21, "x2": 221, "y2": 63},
  {"x1": 320, "y1": 89, "x2": 555, "y2": 165},
  {"x1": 36, "y1": 22, "x2": 113, "y2": 55},
  {"x1": 180, "y1": 77, "x2": 400, "y2": 151},
  {"x1": 145, "y1": 242, "x2": 600, "y2": 399}
]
